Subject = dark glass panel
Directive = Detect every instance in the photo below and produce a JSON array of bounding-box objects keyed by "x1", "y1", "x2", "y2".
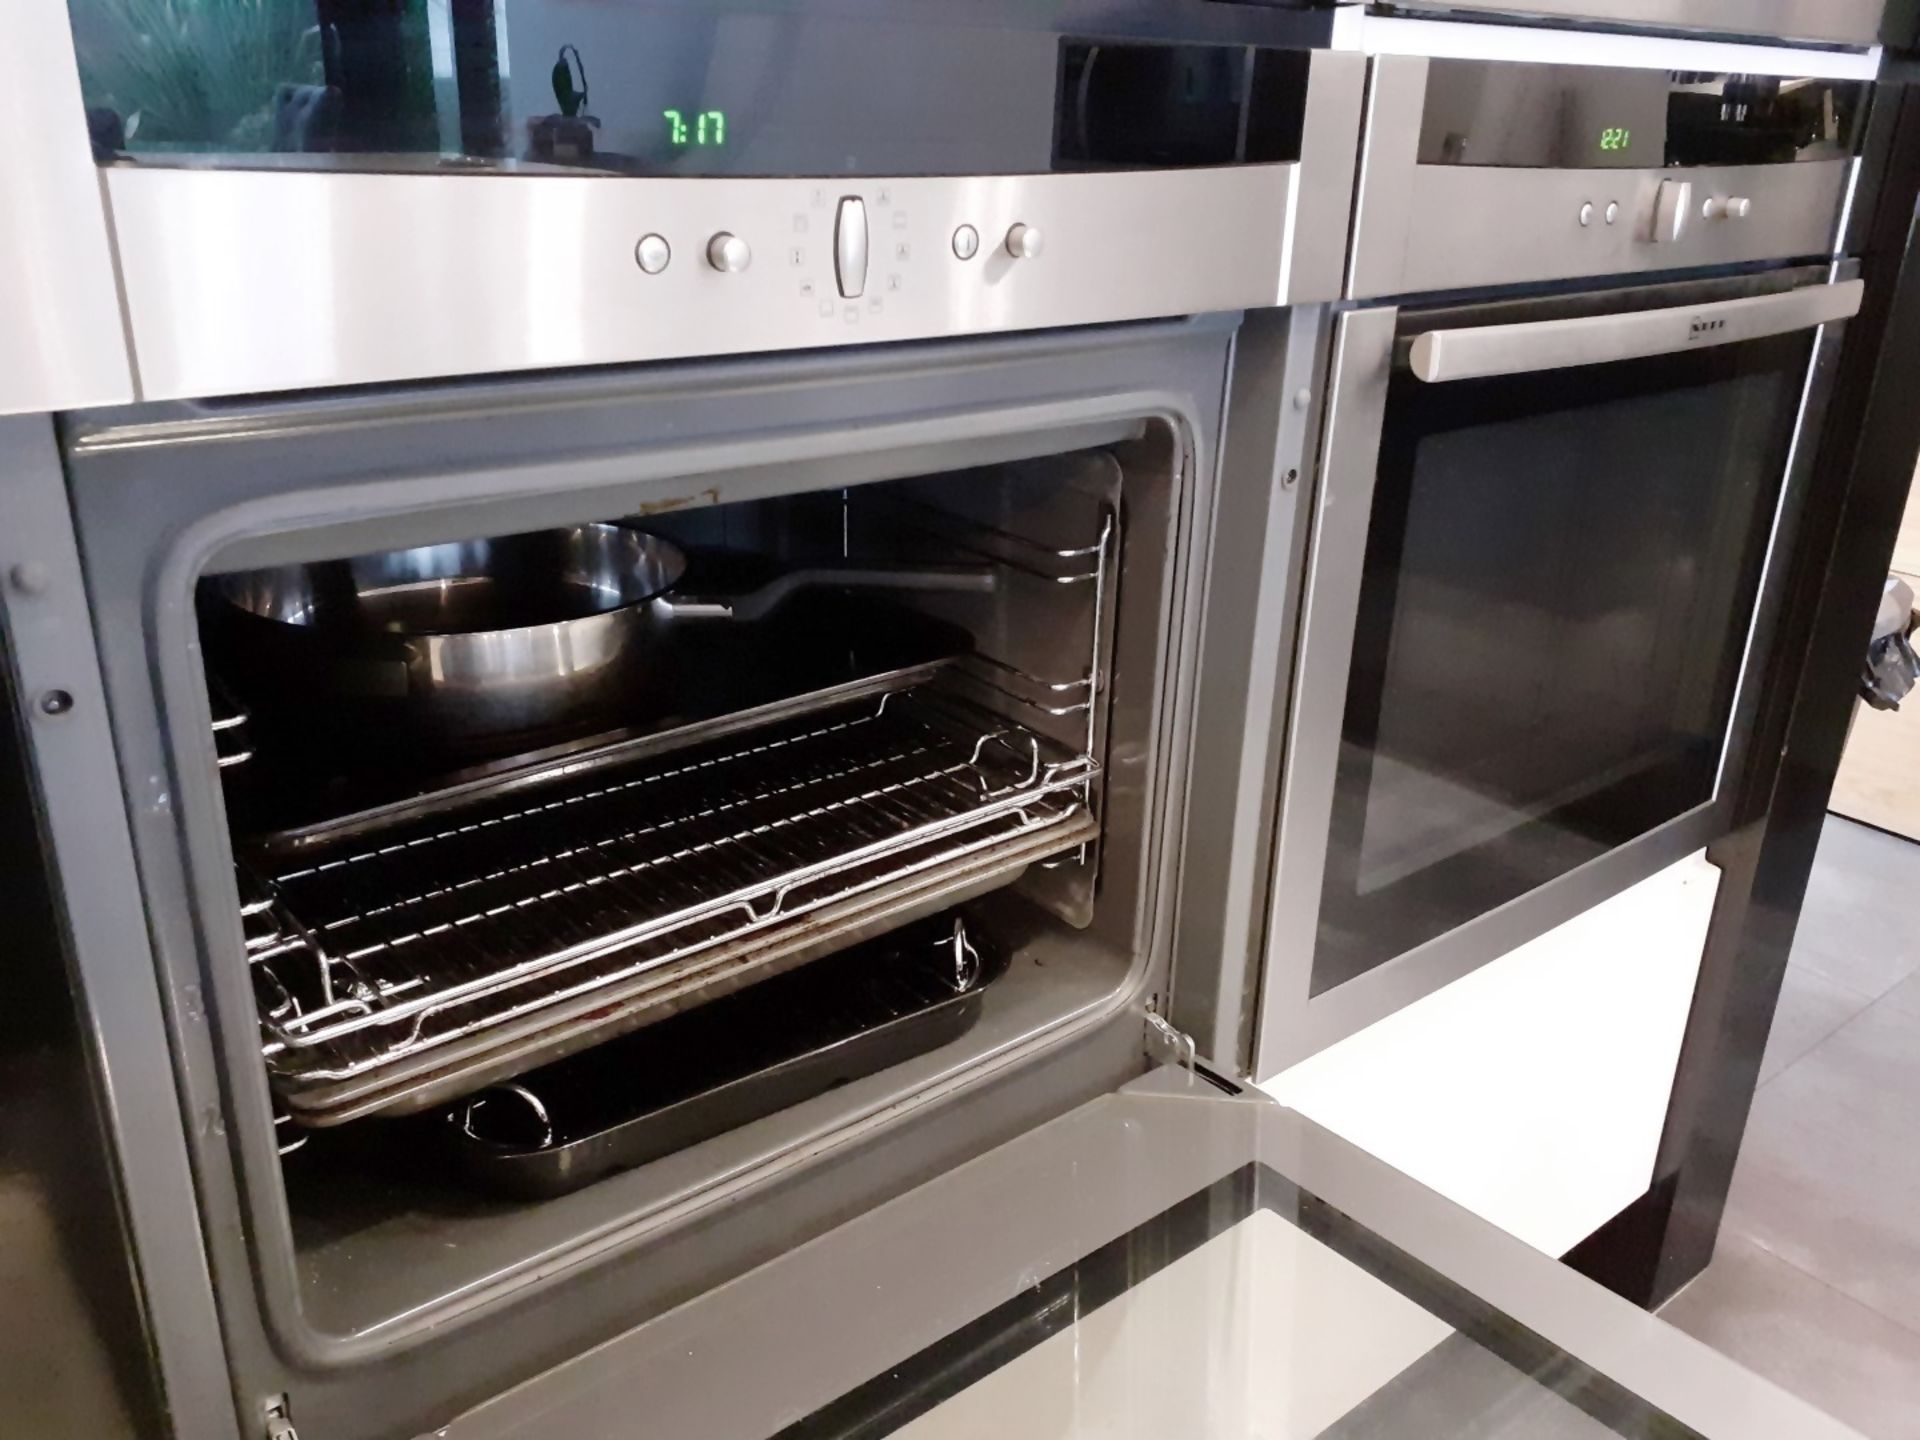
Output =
[{"x1": 1312, "y1": 327, "x2": 1812, "y2": 993}]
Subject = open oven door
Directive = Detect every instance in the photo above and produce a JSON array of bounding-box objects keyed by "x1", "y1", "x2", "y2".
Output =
[{"x1": 423, "y1": 1067, "x2": 1860, "y2": 1440}]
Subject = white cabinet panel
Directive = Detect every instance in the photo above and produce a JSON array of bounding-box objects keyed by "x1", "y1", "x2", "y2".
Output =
[{"x1": 1262, "y1": 854, "x2": 1720, "y2": 1257}]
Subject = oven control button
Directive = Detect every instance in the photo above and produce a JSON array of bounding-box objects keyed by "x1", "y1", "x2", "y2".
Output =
[
  {"x1": 1005, "y1": 223, "x2": 1044, "y2": 260},
  {"x1": 1653, "y1": 179, "x2": 1694, "y2": 244},
  {"x1": 1606, "y1": 201, "x2": 1620, "y2": 226},
  {"x1": 1704, "y1": 195, "x2": 1754, "y2": 221},
  {"x1": 834, "y1": 196, "x2": 868, "y2": 299},
  {"x1": 634, "y1": 233, "x2": 671, "y2": 275},
  {"x1": 1579, "y1": 202, "x2": 1594, "y2": 227},
  {"x1": 706, "y1": 232, "x2": 752, "y2": 273},
  {"x1": 952, "y1": 223, "x2": 980, "y2": 261}
]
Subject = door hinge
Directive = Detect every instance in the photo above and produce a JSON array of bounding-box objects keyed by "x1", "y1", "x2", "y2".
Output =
[
  {"x1": 262, "y1": 1395, "x2": 298, "y2": 1440},
  {"x1": 1143, "y1": 1008, "x2": 1198, "y2": 1072}
]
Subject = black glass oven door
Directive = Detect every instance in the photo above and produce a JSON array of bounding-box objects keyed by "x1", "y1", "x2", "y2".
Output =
[{"x1": 1276, "y1": 275, "x2": 1858, "y2": 1019}]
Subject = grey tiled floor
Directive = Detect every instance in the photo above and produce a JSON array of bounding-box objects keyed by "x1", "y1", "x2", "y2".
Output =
[{"x1": 1661, "y1": 817, "x2": 1920, "y2": 1439}]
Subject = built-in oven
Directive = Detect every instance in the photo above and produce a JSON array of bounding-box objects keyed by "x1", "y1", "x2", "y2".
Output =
[
  {"x1": 1247, "y1": 56, "x2": 1867, "y2": 1072},
  {"x1": 0, "y1": 11, "x2": 1376, "y2": 1438}
]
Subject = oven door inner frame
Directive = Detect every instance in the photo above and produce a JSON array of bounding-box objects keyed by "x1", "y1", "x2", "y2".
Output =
[
  {"x1": 42, "y1": 317, "x2": 1247, "y2": 1440},
  {"x1": 1256, "y1": 263, "x2": 1855, "y2": 1075},
  {"x1": 165, "y1": 404, "x2": 1182, "y2": 1362}
]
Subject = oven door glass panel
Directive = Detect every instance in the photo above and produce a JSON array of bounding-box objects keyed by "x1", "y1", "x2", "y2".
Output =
[{"x1": 1311, "y1": 329, "x2": 1813, "y2": 996}]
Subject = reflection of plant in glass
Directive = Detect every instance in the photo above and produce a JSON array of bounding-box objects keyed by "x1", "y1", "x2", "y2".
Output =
[{"x1": 71, "y1": 0, "x2": 323, "y2": 152}]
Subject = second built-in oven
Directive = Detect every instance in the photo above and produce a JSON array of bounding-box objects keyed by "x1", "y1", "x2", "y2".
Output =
[{"x1": 1254, "y1": 56, "x2": 1868, "y2": 1071}]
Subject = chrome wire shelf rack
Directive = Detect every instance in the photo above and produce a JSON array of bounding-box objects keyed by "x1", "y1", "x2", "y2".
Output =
[
  {"x1": 226, "y1": 464, "x2": 1122, "y2": 1124},
  {"x1": 246, "y1": 684, "x2": 1098, "y2": 1122}
]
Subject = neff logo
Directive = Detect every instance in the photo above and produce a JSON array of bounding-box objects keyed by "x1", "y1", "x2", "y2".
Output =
[{"x1": 1690, "y1": 316, "x2": 1728, "y2": 341}]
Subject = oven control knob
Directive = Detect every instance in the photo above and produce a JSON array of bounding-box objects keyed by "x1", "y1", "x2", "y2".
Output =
[
  {"x1": 1704, "y1": 195, "x2": 1754, "y2": 221},
  {"x1": 706, "y1": 232, "x2": 752, "y2": 273},
  {"x1": 1653, "y1": 179, "x2": 1694, "y2": 244},
  {"x1": 1005, "y1": 223, "x2": 1044, "y2": 260}
]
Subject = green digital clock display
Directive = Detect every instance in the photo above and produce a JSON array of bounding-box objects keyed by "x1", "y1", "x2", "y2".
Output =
[
  {"x1": 664, "y1": 109, "x2": 727, "y2": 146},
  {"x1": 1599, "y1": 126, "x2": 1633, "y2": 153}
]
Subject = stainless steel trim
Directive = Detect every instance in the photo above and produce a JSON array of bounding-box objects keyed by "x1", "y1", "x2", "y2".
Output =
[
  {"x1": 1289, "y1": 52, "x2": 1371, "y2": 303},
  {"x1": 0, "y1": 0, "x2": 135, "y2": 413},
  {"x1": 1371, "y1": 0, "x2": 1885, "y2": 47},
  {"x1": 1712, "y1": 298, "x2": 1853, "y2": 799},
  {"x1": 1347, "y1": 57, "x2": 1860, "y2": 298},
  {"x1": 1838, "y1": 135, "x2": 1869, "y2": 257},
  {"x1": 1408, "y1": 277, "x2": 1865, "y2": 382},
  {"x1": 1352, "y1": 156, "x2": 1856, "y2": 299},
  {"x1": 1253, "y1": 308, "x2": 1399, "y2": 1082},
  {"x1": 103, "y1": 165, "x2": 1294, "y2": 400},
  {"x1": 1344, "y1": 56, "x2": 1430, "y2": 302}
]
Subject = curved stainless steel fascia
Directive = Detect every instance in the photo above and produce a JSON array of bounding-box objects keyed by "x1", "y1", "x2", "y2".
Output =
[{"x1": 1376, "y1": 0, "x2": 1884, "y2": 48}]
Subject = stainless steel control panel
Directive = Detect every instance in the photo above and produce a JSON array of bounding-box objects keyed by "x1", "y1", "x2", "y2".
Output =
[
  {"x1": 100, "y1": 52, "x2": 1364, "y2": 402},
  {"x1": 1349, "y1": 57, "x2": 1861, "y2": 299}
]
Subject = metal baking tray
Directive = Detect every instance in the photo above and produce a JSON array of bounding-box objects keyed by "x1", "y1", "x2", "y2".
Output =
[{"x1": 444, "y1": 910, "x2": 1010, "y2": 1200}]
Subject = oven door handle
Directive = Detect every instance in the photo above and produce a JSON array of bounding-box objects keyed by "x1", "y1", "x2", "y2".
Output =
[{"x1": 1407, "y1": 279, "x2": 1865, "y2": 384}]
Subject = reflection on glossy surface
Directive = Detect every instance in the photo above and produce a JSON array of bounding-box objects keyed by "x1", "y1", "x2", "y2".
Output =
[
  {"x1": 889, "y1": 1208, "x2": 1454, "y2": 1439},
  {"x1": 65, "y1": 0, "x2": 1307, "y2": 178},
  {"x1": 1417, "y1": 62, "x2": 1867, "y2": 172},
  {"x1": 1311, "y1": 328, "x2": 1809, "y2": 995},
  {"x1": 208, "y1": 524, "x2": 688, "y2": 747},
  {"x1": 66, "y1": 1, "x2": 1325, "y2": 180},
  {"x1": 213, "y1": 524, "x2": 685, "y2": 633},
  {"x1": 787, "y1": 1159, "x2": 1720, "y2": 1440},
  {"x1": 788, "y1": 1160, "x2": 1698, "y2": 1439}
]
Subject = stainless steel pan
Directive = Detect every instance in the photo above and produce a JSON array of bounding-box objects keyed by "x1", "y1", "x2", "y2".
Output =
[{"x1": 207, "y1": 523, "x2": 993, "y2": 746}]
